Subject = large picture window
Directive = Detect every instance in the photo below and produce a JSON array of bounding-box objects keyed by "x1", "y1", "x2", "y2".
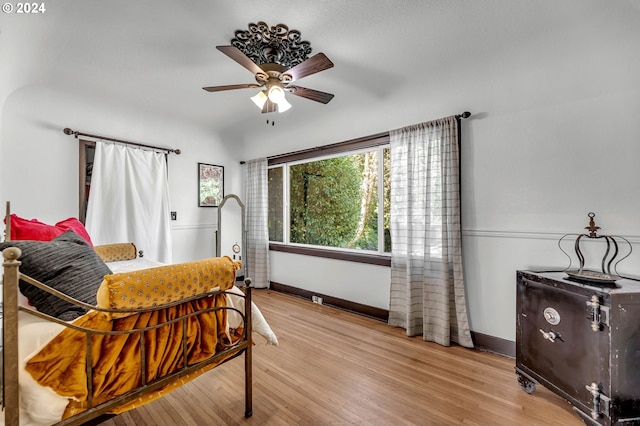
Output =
[{"x1": 268, "y1": 146, "x2": 390, "y2": 256}]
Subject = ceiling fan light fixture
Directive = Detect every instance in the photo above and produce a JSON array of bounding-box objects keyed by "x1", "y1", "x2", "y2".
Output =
[
  {"x1": 267, "y1": 84, "x2": 286, "y2": 103},
  {"x1": 250, "y1": 90, "x2": 268, "y2": 109},
  {"x1": 277, "y1": 97, "x2": 292, "y2": 113}
]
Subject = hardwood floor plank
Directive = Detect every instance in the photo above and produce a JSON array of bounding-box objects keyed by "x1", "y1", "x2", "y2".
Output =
[{"x1": 97, "y1": 290, "x2": 582, "y2": 425}]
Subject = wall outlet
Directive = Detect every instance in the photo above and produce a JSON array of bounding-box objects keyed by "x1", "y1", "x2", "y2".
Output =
[{"x1": 170, "y1": 211, "x2": 177, "y2": 221}]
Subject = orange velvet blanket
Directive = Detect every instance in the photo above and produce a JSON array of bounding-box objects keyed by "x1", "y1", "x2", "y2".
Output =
[{"x1": 24, "y1": 293, "x2": 240, "y2": 419}]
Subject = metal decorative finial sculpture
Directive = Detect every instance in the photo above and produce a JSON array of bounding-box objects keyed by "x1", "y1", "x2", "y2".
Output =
[
  {"x1": 584, "y1": 212, "x2": 601, "y2": 238},
  {"x1": 558, "y1": 212, "x2": 632, "y2": 284},
  {"x1": 230, "y1": 22, "x2": 313, "y2": 68}
]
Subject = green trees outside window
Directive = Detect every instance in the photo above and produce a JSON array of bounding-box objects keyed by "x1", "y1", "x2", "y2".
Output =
[{"x1": 268, "y1": 147, "x2": 390, "y2": 254}]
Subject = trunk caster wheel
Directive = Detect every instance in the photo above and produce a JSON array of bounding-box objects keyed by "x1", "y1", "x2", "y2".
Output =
[{"x1": 517, "y1": 373, "x2": 536, "y2": 394}]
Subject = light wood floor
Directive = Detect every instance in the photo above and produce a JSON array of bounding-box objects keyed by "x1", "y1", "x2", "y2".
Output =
[{"x1": 101, "y1": 290, "x2": 582, "y2": 426}]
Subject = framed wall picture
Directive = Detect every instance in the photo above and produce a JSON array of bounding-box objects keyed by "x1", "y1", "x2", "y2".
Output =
[{"x1": 198, "y1": 163, "x2": 224, "y2": 207}]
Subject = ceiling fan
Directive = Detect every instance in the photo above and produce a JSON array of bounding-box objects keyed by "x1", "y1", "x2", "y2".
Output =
[{"x1": 202, "y1": 22, "x2": 335, "y2": 114}]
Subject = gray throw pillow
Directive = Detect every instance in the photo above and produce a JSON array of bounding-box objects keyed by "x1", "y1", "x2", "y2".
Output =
[{"x1": 0, "y1": 230, "x2": 112, "y2": 320}]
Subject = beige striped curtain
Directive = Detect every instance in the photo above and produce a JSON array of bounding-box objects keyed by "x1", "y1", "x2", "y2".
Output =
[
  {"x1": 244, "y1": 158, "x2": 269, "y2": 288},
  {"x1": 388, "y1": 116, "x2": 473, "y2": 348}
]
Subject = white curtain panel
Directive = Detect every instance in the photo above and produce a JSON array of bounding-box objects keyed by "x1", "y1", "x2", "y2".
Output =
[
  {"x1": 388, "y1": 116, "x2": 473, "y2": 348},
  {"x1": 244, "y1": 158, "x2": 269, "y2": 289},
  {"x1": 85, "y1": 143, "x2": 172, "y2": 263}
]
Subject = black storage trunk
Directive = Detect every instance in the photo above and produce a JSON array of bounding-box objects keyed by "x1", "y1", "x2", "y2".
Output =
[{"x1": 516, "y1": 270, "x2": 640, "y2": 425}]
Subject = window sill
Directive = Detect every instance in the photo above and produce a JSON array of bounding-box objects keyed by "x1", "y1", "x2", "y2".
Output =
[{"x1": 269, "y1": 243, "x2": 391, "y2": 267}]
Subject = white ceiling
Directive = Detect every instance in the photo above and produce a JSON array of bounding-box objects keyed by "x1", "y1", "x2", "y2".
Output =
[{"x1": 2, "y1": 0, "x2": 639, "y2": 149}]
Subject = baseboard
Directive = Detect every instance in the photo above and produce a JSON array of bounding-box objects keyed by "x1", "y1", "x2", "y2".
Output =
[
  {"x1": 269, "y1": 281, "x2": 516, "y2": 358},
  {"x1": 471, "y1": 331, "x2": 515, "y2": 358},
  {"x1": 269, "y1": 281, "x2": 389, "y2": 322}
]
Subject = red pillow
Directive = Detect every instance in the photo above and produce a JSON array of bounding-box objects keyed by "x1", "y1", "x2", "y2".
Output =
[
  {"x1": 8, "y1": 214, "x2": 94, "y2": 247},
  {"x1": 55, "y1": 217, "x2": 94, "y2": 247}
]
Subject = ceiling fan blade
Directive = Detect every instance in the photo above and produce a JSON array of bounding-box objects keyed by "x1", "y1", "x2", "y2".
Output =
[
  {"x1": 282, "y1": 53, "x2": 334, "y2": 82},
  {"x1": 288, "y1": 85, "x2": 335, "y2": 104},
  {"x1": 216, "y1": 45, "x2": 267, "y2": 78},
  {"x1": 202, "y1": 83, "x2": 261, "y2": 92}
]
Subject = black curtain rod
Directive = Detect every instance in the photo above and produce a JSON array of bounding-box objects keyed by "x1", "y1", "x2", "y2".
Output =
[
  {"x1": 239, "y1": 111, "x2": 471, "y2": 164},
  {"x1": 63, "y1": 128, "x2": 181, "y2": 155}
]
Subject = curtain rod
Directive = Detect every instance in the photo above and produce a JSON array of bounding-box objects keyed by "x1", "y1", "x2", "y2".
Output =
[
  {"x1": 239, "y1": 111, "x2": 471, "y2": 164},
  {"x1": 63, "y1": 128, "x2": 181, "y2": 155}
]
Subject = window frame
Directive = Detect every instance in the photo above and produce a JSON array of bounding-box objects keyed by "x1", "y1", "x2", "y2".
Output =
[
  {"x1": 78, "y1": 140, "x2": 95, "y2": 224},
  {"x1": 268, "y1": 132, "x2": 391, "y2": 267}
]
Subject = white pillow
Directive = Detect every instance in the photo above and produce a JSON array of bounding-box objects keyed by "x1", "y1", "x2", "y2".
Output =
[
  {"x1": 226, "y1": 286, "x2": 278, "y2": 345},
  {"x1": 18, "y1": 315, "x2": 69, "y2": 425}
]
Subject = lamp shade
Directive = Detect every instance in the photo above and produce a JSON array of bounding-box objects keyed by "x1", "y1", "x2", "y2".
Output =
[
  {"x1": 268, "y1": 85, "x2": 286, "y2": 103},
  {"x1": 250, "y1": 91, "x2": 268, "y2": 109},
  {"x1": 277, "y1": 97, "x2": 292, "y2": 113}
]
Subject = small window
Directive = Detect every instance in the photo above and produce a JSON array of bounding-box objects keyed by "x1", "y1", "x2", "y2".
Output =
[{"x1": 268, "y1": 166, "x2": 284, "y2": 242}]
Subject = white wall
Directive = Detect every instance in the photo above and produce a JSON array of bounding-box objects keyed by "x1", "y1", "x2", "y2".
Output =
[
  {"x1": 270, "y1": 251, "x2": 391, "y2": 310},
  {"x1": 0, "y1": 85, "x2": 245, "y2": 263},
  {"x1": 459, "y1": 96, "x2": 640, "y2": 340},
  {"x1": 242, "y1": 9, "x2": 640, "y2": 342}
]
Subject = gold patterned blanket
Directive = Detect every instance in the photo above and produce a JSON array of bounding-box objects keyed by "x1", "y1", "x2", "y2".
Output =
[{"x1": 22, "y1": 256, "x2": 244, "y2": 419}]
